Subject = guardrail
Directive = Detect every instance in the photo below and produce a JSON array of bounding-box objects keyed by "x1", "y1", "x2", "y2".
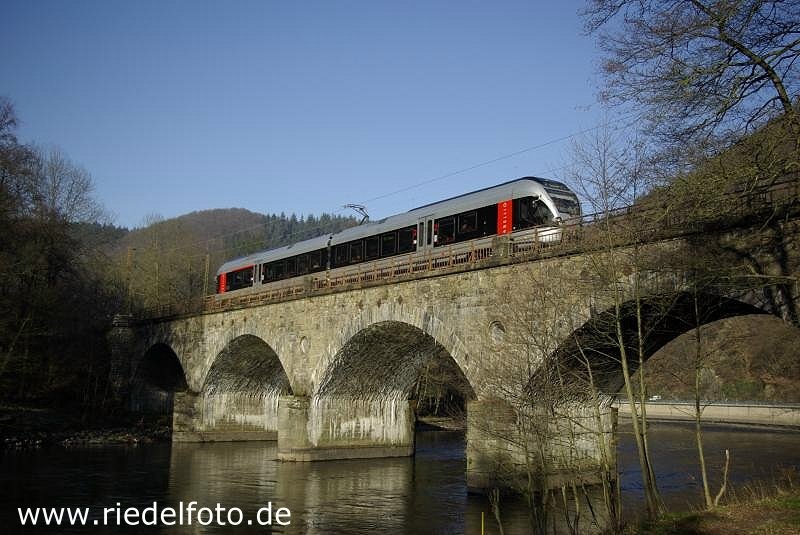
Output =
[
  {"x1": 140, "y1": 177, "x2": 800, "y2": 320},
  {"x1": 614, "y1": 399, "x2": 800, "y2": 427},
  {"x1": 614, "y1": 398, "x2": 800, "y2": 409}
]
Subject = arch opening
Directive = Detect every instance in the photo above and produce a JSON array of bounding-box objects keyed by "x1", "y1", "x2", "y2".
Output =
[
  {"x1": 548, "y1": 292, "x2": 770, "y2": 394},
  {"x1": 310, "y1": 321, "x2": 475, "y2": 445},
  {"x1": 642, "y1": 314, "x2": 800, "y2": 402},
  {"x1": 129, "y1": 343, "x2": 187, "y2": 418},
  {"x1": 200, "y1": 334, "x2": 292, "y2": 433}
]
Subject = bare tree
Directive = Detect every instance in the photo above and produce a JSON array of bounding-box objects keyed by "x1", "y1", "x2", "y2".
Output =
[
  {"x1": 563, "y1": 123, "x2": 669, "y2": 519},
  {"x1": 575, "y1": 2, "x2": 799, "y2": 520},
  {"x1": 29, "y1": 146, "x2": 104, "y2": 224},
  {"x1": 0, "y1": 97, "x2": 19, "y2": 145},
  {"x1": 121, "y1": 217, "x2": 208, "y2": 311},
  {"x1": 0, "y1": 99, "x2": 119, "y2": 410},
  {"x1": 0, "y1": 99, "x2": 36, "y2": 220},
  {"x1": 686, "y1": 285, "x2": 734, "y2": 510},
  {"x1": 583, "y1": 0, "x2": 800, "y2": 146}
]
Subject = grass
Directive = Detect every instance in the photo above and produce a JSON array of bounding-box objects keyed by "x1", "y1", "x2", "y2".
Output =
[{"x1": 629, "y1": 473, "x2": 800, "y2": 535}]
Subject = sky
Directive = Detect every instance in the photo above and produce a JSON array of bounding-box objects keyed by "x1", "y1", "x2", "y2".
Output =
[{"x1": 3, "y1": 0, "x2": 605, "y2": 229}]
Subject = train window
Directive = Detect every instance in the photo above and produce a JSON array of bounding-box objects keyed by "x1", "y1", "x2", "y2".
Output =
[
  {"x1": 398, "y1": 226, "x2": 415, "y2": 253},
  {"x1": 334, "y1": 244, "x2": 348, "y2": 267},
  {"x1": 552, "y1": 196, "x2": 581, "y2": 217},
  {"x1": 418, "y1": 223, "x2": 423, "y2": 246},
  {"x1": 262, "y1": 263, "x2": 272, "y2": 283},
  {"x1": 478, "y1": 204, "x2": 498, "y2": 236},
  {"x1": 514, "y1": 197, "x2": 532, "y2": 229},
  {"x1": 436, "y1": 216, "x2": 455, "y2": 246},
  {"x1": 427, "y1": 221, "x2": 433, "y2": 246},
  {"x1": 285, "y1": 257, "x2": 297, "y2": 277},
  {"x1": 350, "y1": 241, "x2": 363, "y2": 264},
  {"x1": 273, "y1": 261, "x2": 285, "y2": 280},
  {"x1": 227, "y1": 267, "x2": 253, "y2": 290},
  {"x1": 309, "y1": 250, "x2": 322, "y2": 271},
  {"x1": 297, "y1": 254, "x2": 309, "y2": 274},
  {"x1": 381, "y1": 233, "x2": 396, "y2": 257},
  {"x1": 458, "y1": 212, "x2": 477, "y2": 234},
  {"x1": 365, "y1": 236, "x2": 380, "y2": 260}
]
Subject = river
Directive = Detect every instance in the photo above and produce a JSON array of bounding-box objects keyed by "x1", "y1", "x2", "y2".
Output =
[{"x1": 2, "y1": 422, "x2": 799, "y2": 533}]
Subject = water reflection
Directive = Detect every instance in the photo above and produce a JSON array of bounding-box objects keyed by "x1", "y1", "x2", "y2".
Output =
[
  {"x1": 165, "y1": 432, "x2": 476, "y2": 534},
  {"x1": 618, "y1": 421, "x2": 800, "y2": 512},
  {"x1": 2, "y1": 425, "x2": 800, "y2": 534}
]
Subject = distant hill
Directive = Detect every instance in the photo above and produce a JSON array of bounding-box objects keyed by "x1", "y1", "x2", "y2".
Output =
[
  {"x1": 158, "y1": 208, "x2": 272, "y2": 244},
  {"x1": 115, "y1": 207, "x2": 358, "y2": 259},
  {"x1": 109, "y1": 208, "x2": 358, "y2": 308}
]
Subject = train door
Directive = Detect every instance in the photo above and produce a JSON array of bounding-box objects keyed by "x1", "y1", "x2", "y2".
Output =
[{"x1": 416, "y1": 216, "x2": 435, "y2": 252}]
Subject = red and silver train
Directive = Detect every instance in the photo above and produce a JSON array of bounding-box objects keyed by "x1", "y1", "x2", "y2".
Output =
[{"x1": 215, "y1": 177, "x2": 581, "y2": 294}]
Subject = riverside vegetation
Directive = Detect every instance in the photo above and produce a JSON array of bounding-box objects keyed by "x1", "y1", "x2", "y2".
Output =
[{"x1": 0, "y1": 96, "x2": 358, "y2": 446}]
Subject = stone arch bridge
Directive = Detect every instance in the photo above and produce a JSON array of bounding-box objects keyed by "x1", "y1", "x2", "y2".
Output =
[{"x1": 109, "y1": 199, "x2": 800, "y2": 488}]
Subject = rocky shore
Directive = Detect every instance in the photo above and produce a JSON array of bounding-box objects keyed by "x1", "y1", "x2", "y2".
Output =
[
  {"x1": 2, "y1": 425, "x2": 172, "y2": 450},
  {"x1": 0, "y1": 405, "x2": 172, "y2": 450}
]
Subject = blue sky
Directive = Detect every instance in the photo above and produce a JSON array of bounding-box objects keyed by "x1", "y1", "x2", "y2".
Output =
[{"x1": 3, "y1": 1, "x2": 604, "y2": 228}]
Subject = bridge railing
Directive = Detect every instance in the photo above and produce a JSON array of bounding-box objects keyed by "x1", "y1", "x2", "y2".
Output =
[
  {"x1": 139, "y1": 177, "x2": 799, "y2": 320},
  {"x1": 313, "y1": 237, "x2": 496, "y2": 291}
]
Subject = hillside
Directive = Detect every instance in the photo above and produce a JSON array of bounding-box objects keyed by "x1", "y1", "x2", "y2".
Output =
[
  {"x1": 111, "y1": 208, "x2": 357, "y2": 309},
  {"x1": 642, "y1": 315, "x2": 800, "y2": 403},
  {"x1": 625, "y1": 115, "x2": 800, "y2": 404},
  {"x1": 116, "y1": 208, "x2": 357, "y2": 255}
]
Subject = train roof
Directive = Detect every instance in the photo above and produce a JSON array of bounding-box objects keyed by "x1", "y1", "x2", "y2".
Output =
[
  {"x1": 409, "y1": 176, "x2": 572, "y2": 211},
  {"x1": 217, "y1": 177, "x2": 575, "y2": 275}
]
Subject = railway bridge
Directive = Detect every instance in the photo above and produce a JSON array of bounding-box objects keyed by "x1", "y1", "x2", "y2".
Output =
[{"x1": 109, "y1": 187, "x2": 800, "y2": 489}]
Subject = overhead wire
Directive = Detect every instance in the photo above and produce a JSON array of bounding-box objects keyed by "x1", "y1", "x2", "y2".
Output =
[{"x1": 128, "y1": 112, "x2": 637, "y2": 261}]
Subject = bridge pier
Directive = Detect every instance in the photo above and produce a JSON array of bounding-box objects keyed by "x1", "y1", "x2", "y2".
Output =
[
  {"x1": 107, "y1": 314, "x2": 136, "y2": 400},
  {"x1": 172, "y1": 391, "x2": 201, "y2": 442},
  {"x1": 277, "y1": 395, "x2": 415, "y2": 461},
  {"x1": 465, "y1": 398, "x2": 617, "y2": 492},
  {"x1": 171, "y1": 391, "x2": 279, "y2": 442}
]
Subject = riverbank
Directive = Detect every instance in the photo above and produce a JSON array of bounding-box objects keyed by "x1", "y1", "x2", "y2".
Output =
[
  {"x1": 0, "y1": 404, "x2": 171, "y2": 449},
  {"x1": 630, "y1": 484, "x2": 800, "y2": 534},
  {"x1": 415, "y1": 415, "x2": 465, "y2": 431}
]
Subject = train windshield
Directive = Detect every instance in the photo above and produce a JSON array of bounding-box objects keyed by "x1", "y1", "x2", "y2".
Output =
[
  {"x1": 536, "y1": 178, "x2": 572, "y2": 193},
  {"x1": 551, "y1": 195, "x2": 581, "y2": 217}
]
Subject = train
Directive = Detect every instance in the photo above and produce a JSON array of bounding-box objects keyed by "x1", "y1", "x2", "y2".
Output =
[{"x1": 215, "y1": 177, "x2": 581, "y2": 295}]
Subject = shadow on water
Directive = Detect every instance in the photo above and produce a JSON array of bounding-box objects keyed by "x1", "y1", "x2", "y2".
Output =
[{"x1": 2, "y1": 424, "x2": 800, "y2": 533}]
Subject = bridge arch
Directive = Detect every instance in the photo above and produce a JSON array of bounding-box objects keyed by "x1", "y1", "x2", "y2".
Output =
[
  {"x1": 319, "y1": 305, "x2": 474, "y2": 392},
  {"x1": 316, "y1": 320, "x2": 475, "y2": 402},
  {"x1": 549, "y1": 291, "x2": 773, "y2": 393},
  {"x1": 307, "y1": 320, "x2": 476, "y2": 446},
  {"x1": 199, "y1": 334, "x2": 292, "y2": 435},
  {"x1": 129, "y1": 343, "x2": 188, "y2": 416}
]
